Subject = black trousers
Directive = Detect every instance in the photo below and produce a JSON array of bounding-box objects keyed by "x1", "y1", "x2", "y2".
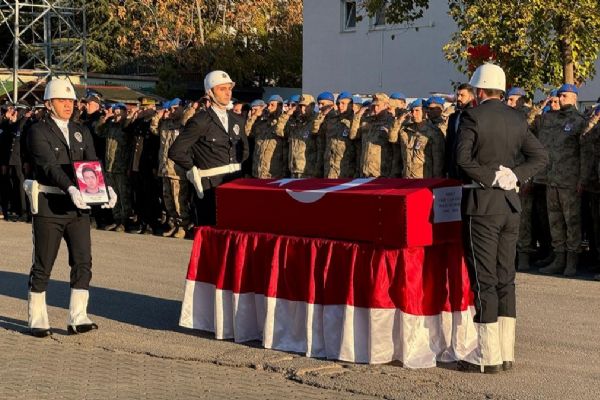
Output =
[
  {"x1": 131, "y1": 171, "x2": 162, "y2": 227},
  {"x1": 0, "y1": 165, "x2": 26, "y2": 215},
  {"x1": 463, "y1": 213, "x2": 519, "y2": 323},
  {"x1": 29, "y1": 215, "x2": 92, "y2": 293}
]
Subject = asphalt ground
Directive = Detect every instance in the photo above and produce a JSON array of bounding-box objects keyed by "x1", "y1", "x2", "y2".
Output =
[{"x1": 1, "y1": 219, "x2": 599, "y2": 399}]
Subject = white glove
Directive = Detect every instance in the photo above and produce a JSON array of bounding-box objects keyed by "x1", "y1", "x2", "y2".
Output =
[
  {"x1": 492, "y1": 170, "x2": 505, "y2": 187},
  {"x1": 67, "y1": 186, "x2": 91, "y2": 210},
  {"x1": 186, "y1": 167, "x2": 204, "y2": 199},
  {"x1": 101, "y1": 186, "x2": 118, "y2": 209},
  {"x1": 497, "y1": 166, "x2": 518, "y2": 191}
]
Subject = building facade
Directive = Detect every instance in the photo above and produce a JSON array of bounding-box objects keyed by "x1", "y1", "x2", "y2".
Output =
[{"x1": 303, "y1": 1, "x2": 600, "y2": 102}]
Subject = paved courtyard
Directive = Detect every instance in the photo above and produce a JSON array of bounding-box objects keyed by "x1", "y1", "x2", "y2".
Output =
[{"x1": 1, "y1": 220, "x2": 599, "y2": 399}]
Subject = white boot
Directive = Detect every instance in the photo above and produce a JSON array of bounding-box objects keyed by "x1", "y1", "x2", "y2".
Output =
[
  {"x1": 498, "y1": 316, "x2": 516, "y2": 370},
  {"x1": 67, "y1": 289, "x2": 98, "y2": 334},
  {"x1": 28, "y1": 291, "x2": 51, "y2": 337},
  {"x1": 458, "y1": 322, "x2": 502, "y2": 373}
]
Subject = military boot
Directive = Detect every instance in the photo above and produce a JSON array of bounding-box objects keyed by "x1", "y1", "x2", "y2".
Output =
[
  {"x1": 162, "y1": 218, "x2": 177, "y2": 237},
  {"x1": 563, "y1": 252, "x2": 578, "y2": 277},
  {"x1": 171, "y1": 219, "x2": 186, "y2": 239},
  {"x1": 539, "y1": 252, "x2": 565, "y2": 274},
  {"x1": 517, "y1": 253, "x2": 530, "y2": 271},
  {"x1": 533, "y1": 251, "x2": 555, "y2": 268}
]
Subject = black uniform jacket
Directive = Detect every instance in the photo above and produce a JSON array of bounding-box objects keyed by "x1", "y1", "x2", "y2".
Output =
[
  {"x1": 27, "y1": 117, "x2": 97, "y2": 218},
  {"x1": 445, "y1": 104, "x2": 473, "y2": 180},
  {"x1": 168, "y1": 108, "x2": 249, "y2": 189},
  {"x1": 457, "y1": 98, "x2": 548, "y2": 216}
]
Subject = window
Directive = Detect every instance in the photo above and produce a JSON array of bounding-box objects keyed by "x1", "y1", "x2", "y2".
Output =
[
  {"x1": 342, "y1": 1, "x2": 357, "y2": 31},
  {"x1": 371, "y1": 6, "x2": 386, "y2": 28}
]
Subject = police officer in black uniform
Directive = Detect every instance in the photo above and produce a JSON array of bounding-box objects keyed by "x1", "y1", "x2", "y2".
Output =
[
  {"x1": 455, "y1": 63, "x2": 548, "y2": 373},
  {"x1": 26, "y1": 79, "x2": 117, "y2": 337},
  {"x1": 169, "y1": 70, "x2": 248, "y2": 226}
]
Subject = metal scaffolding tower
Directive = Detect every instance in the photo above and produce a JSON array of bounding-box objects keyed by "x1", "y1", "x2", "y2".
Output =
[{"x1": 0, "y1": 0, "x2": 87, "y2": 103}]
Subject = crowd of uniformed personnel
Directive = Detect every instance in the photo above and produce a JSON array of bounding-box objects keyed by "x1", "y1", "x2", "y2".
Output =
[{"x1": 1, "y1": 84, "x2": 600, "y2": 280}]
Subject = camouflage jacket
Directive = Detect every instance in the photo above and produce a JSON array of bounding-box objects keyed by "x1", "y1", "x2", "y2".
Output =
[
  {"x1": 96, "y1": 118, "x2": 131, "y2": 174},
  {"x1": 532, "y1": 106, "x2": 588, "y2": 188},
  {"x1": 276, "y1": 111, "x2": 323, "y2": 178},
  {"x1": 313, "y1": 109, "x2": 358, "y2": 178},
  {"x1": 350, "y1": 110, "x2": 396, "y2": 177},
  {"x1": 150, "y1": 112, "x2": 187, "y2": 180},
  {"x1": 579, "y1": 115, "x2": 600, "y2": 192},
  {"x1": 392, "y1": 120, "x2": 445, "y2": 179},
  {"x1": 250, "y1": 112, "x2": 289, "y2": 178}
]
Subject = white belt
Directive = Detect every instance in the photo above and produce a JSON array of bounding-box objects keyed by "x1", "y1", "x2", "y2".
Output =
[
  {"x1": 38, "y1": 184, "x2": 65, "y2": 195},
  {"x1": 186, "y1": 163, "x2": 241, "y2": 199}
]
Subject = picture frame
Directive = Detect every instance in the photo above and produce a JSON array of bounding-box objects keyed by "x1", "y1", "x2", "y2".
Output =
[{"x1": 73, "y1": 160, "x2": 110, "y2": 205}]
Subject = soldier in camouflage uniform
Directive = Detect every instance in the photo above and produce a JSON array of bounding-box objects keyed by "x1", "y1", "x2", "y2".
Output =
[
  {"x1": 311, "y1": 91, "x2": 358, "y2": 178},
  {"x1": 248, "y1": 96, "x2": 289, "y2": 178},
  {"x1": 96, "y1": 105, "x2": 132, "y2": 232},
  {"x1": 390, "y1": 98, "x2": 445, "y2": 178},
  {"x1": 276, "y1": 94, "x2": 323, "y2": 178},
  {"x1": 388, "y1": 92, "x2": 408, "y2": 177},
  {"x1": 505, "y1": 87, "x2": 537, "y2": 270},
  {"x1": 578, "y1": 106, "x2": 600, "y2": 269},
  {"x1": 349, "y1": 93, "x2": 396, "y2": 178},
  {"x1": 150, "y1": 99, "x2": 190, "y2": 239},
  {"x1": 534, "y1": 84, "x2": 588, "y2": 276},
  {"x1": 425, "y1": 96, "x2": 449, "y2": 136}
]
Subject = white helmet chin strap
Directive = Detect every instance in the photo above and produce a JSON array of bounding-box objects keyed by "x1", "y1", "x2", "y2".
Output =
[{"x1": 207, "y1": 89, "x2": 229, "y2": 109}]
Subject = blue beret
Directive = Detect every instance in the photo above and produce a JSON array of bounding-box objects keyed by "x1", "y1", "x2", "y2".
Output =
[
  {"x1": 337, "y1": 91, "x2": 353, "y2": 102},
  {"x1": 557, "y1": 84, "x2": 578, "y2": 95},
  {"x1": 390, "y1": 92, "x2": 407, "y2": 100},
  {"x1": 409, "y1": 99, "x2": 424, "y2": 109},
  {"x1": 317, "y1": 91, "x2": 335, "y2": 102},
  {"x1": 170, "y1": 98, "x2": 181, "y2": 106},
  {"x1": 507, "y1": 87, "x2": 526, "y2": 97},
  {"x1": 426, "y1": 96, "x2": 445, "y2": 106},
  {"x1": 268, "y1": 95, "x2": 283, "y2": 103},
  {"x1": 351, "y1": 95, "x2": 363, "y2": 104},
  {"x1": 289, "y1": 94, "x2": 301, "y2": 103},
  {"x1": 542, "y1": 105, "x2": 551, "y2": 113},
  {"x1": 549, "y1": 89, "x2": 559, "y2": 97},
  {"x1": 112, "y1": 102, "x2": 127, "y2": 110},
  {"x1": 250, "y1": 99, "x2": 266, "y2": 107},
  {"x1": 362, "y1": 100, "x2": 372, "y2": 107}
]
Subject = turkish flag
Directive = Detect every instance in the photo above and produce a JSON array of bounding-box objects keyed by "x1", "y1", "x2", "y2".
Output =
[{"x1": 216, "y1": 178, "x2": 463, "y2": 248}]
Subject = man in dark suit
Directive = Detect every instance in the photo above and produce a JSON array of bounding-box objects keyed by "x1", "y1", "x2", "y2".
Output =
[
  {"x1": 26, "y1": 79, "x2": 117, "y2": 338},
  {"x1": 456, "y1": 63, "x2": 548, "y2": 373},
  {"x1": 445, "y1": 83, "x2": 475, "y2": 180},
  {"x1": 169, "y1": 70, "x2": 249, "y2": 226}
]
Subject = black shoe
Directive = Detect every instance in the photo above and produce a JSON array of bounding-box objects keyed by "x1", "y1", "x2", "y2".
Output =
[
  {"x1": 457, "y1": 360, "x2": 502, "y2": 374},
  {"x1": 114, "y1": 224, "x2": 126, "y2": 233},
  {"x1": 502, "y1": 361, "x2": 514, "y2": 371},
  {"x1": 104, "y1": 223, "x2": 118, "y2": 231},
  {"x1": 31, "y1": 328, "x2": 52, "y2": 338},
  {"x1": 67, "y1": 323, "x2": 98, "y2": 335},
  {"x1": 533, "y1": 252, "x2": 555, "y2": 268}
]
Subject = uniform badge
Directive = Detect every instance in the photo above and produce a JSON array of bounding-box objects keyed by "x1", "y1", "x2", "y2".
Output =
[
  {"x1": 342, "y1": 128, "x2": 349, "y2": 137},
  {"x1": 74, "y1": 132, "x2": 83, "y2": 142},
  {"x1": 564, "y1": 123, "x2": 572, "y2": 132},
  {"x1": 233, "y1": 124, "x2": 240, "y2": 136},
  {"x1": 303, "y1": 130, "x2": 310, "y2": 139}
]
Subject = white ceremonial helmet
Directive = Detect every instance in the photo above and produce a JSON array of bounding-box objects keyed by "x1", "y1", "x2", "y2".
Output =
[
  {"x1": 44, "y1": 79, "x2": 77, "y2": 100},
  {"x1": 203, "y1": 70, "x2": 235, "y2": 93},
  {"x1": 469, "y1": 63, "x2": 506, "y2": 92}
]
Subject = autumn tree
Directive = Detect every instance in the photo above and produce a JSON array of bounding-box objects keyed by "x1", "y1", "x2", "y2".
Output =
[{"x1": 361, "y1": 0, "x2": 600, "y2": 93}]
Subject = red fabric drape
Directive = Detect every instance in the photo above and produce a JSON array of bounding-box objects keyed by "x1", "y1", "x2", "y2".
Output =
[{"x1": 187, "y1": 227, "x2": 473, "y2": 316}]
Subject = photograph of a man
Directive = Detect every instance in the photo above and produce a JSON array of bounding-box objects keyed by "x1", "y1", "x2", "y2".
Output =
[
  {"x1": 82, "y1": 167, "x2": 105, "y2": 195},
  {"x1": 74, "y1": 161, "x2": 109, "y2": 205}
]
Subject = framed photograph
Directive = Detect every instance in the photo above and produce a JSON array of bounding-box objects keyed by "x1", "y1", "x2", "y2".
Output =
[{"x1": 73, "y1": 161, "x2": 110, "y2": 205}]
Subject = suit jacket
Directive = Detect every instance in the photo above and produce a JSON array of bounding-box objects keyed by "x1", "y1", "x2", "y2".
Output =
[
  {"x1": 169, "y1": 107, "x2": 249, "y2": 189},
  {"x1": 457, "y1": 98, "x2": 548, "y2": 215},
  {"x1": 27, "y1": 117, "x2": 97, "y2": 218},
  {"x1": 445, "y1": 104, "x2": 472, "y2": 180}
]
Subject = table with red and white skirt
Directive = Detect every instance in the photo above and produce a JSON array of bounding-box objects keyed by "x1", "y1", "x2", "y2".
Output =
[{"x1": 179, "y1": 178, "x2": 479, "y2": 368}]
